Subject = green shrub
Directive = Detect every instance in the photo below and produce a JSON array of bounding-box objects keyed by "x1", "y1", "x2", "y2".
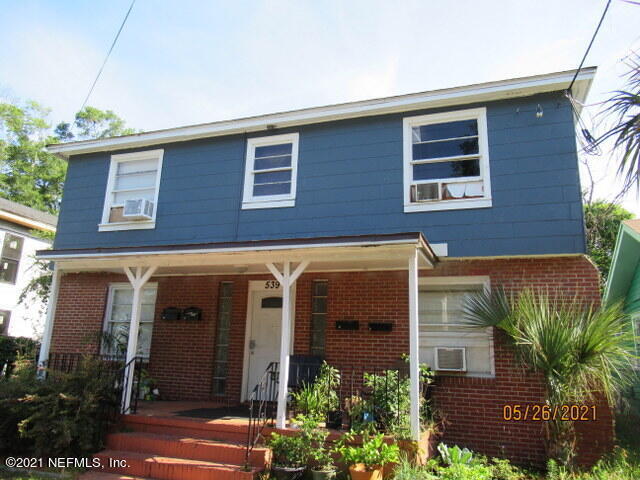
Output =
[
  {"x1": 335, "y1": 432, "x2": 400, "y2": 470},
  {"x1": 0, "y1": 355, "x2": 121, "y2": 458},
  {"x1": 266, "y1": 432, "x2": 309, "y2": 468},
  {"x1": 0, "y1": 336, "x2": 39, "y2": 378},
  {"x1": 391, "y1": 456, "x2": 438, "y2": 480},
  {"x1": 437, "y1": 463, "x2": 493, "y2": 480},
  {"x1": 291, "y1": 362, "x2": 340, "y2": 421},
  {"x1": 437, "y1": 443, "x2": 474, "y2": 466},
  {"x1": 489, "y1": 457, "x2": 528, "y2": 480}
]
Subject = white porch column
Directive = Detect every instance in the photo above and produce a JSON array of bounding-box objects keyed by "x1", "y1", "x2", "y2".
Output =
[
  {"x1": 408, "y1": 249, "x2": 421, "y2": 441},
  {"x1": 37, "y1": 263, "x2": 62, "y2": 378},
  {"x1": 121, "y1": 266, "x2": 157, "y2": 413},
  {"x1": 266, "y1": 260, "x2": 309, "y2": 428}
]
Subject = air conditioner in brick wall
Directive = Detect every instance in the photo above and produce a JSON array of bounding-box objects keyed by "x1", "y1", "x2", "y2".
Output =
[
  {"x1": 435, "y1": 347, "x2": 466, "y2": 372},
  {"x1": 123, "y1": 199, "x2": 154, "y2": 220}
]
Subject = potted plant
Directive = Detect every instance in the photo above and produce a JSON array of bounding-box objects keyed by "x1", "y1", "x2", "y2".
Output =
[
  {"x1": 298, "y1": 415, "x2": 337, "y2": 480},
  {"x1": 267, "y1": 431, "x2": 308, "y2": 480},
  {"x1": 335, "y1": 432, "x2": 399, "y2": 480}
]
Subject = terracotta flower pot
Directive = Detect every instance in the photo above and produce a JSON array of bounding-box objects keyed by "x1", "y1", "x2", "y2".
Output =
[{"x1": 348, "y1": 463, "x2": 383, "y2": 480}]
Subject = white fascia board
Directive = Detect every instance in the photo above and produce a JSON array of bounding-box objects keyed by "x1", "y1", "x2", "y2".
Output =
[
  {"x1": 36, "y1": 238, "x2": 427, "y2": 261},
  {"x1": 47, "y1": 68, "x2": 596, "y2": 158}
]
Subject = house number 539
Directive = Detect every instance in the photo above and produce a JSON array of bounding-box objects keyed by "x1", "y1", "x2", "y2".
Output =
[{"x1": 265, "y1": 280, "x2": 280, "y2": 289}]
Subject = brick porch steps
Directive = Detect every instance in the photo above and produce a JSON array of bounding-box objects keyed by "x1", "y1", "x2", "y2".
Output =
[
  {"x1": 106, "y1": 432, "x2": 269, "y2": 468},
  {"x1": 94, "y1": 450, "x2": 260, "y2": 480},
  {"x1": 78, "y1": 472, "x2": 152, "y2": 480},
  {"x1": 86, "y1": 414, "x2": 270, "y2": 480},
  {"x1": 121, "y1": 414, "x2": 251, "y2": 443}
]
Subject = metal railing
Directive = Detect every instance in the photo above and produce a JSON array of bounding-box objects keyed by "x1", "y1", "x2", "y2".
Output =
[
  {"x1": 245, "y1": 361, "x2": 279, "y2": 466},
  {"x1": 44, "y1": 352, "x2": 145, "y2": 415},
  {"x1": 287, "y1": 362, "x2": 434, "y2": 433}
]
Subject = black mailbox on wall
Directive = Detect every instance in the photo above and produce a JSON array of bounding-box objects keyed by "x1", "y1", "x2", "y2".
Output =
[
  {"x1": 161, "y1": 307, "x2": 181, "y2": 321},
  {"x1": 183, "y1": 307, "x2": 202, "y2": 321}
]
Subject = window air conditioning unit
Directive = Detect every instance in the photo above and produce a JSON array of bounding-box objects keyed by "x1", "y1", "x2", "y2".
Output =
[
  {"x1": 411, "y1": 183, "x2": 440, "y2": 202},
  {"x1": 435, "y1": 347, "x2": 466, "y2": 372},
  {"x1": 123, "y1": 199, "x2": 154, "y2": 220}
]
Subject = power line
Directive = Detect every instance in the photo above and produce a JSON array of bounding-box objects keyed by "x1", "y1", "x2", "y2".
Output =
[
  {"x1": 79, "y1": 0, "x2": 137, "y2": 112},
  {"x1": 567, "y1": 0, "x2": 612, "y2": 93}
]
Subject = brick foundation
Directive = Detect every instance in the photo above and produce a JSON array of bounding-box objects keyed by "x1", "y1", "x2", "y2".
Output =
[{"x1": 49, "y1": 255, "x2": 611, "y2": 466}]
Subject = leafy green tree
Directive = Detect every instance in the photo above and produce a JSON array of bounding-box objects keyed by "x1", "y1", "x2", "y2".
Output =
[
  {"x1": 58, "y1": 105, "x2": 136, "y2": 141},
  {"x1": 463, "y1": 288, "x2": 635, "y2": 468},
  {"x1": 0, "y1": 101, "x2": 66, "y2": 212},
  {"x1": 0, "y1": 99, "x2": 137, "y2": 315},
  {"x1": 584, "y1": 201, "x2": 634, "y2": 285},
  {"x1": 0, "y1": 101, "x2": 136, "y2": 213}
]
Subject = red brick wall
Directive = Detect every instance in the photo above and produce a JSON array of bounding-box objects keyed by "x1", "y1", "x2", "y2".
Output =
[
  {"x1": 49, "y1": 255, "x2": 611, "y2": 466},
  {"x1": 419, "y1": 256, "x2": 611, "y2": 467}
]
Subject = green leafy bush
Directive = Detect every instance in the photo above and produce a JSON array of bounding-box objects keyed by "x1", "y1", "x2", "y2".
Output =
[
  {"x1": 0, "y1": 355, "x2": 121, "y2": 458},
  {"x1": 267, "y1": 432, "x2": 309, "y2": 468},
  {"x1": 335, "y1": 432, "x2": 400, "y2": 470},
  {"x1": 437, "y1": 443, "x2": 474, "y2": 466},
  {"x1": 291, "y1": 362, "x2": 340, "y2": 421},
  {"x1": 391, "y1": 455, "x2": 438, "y2": 480},
  {"x1": 436, "y1": 463, "x2": 493, "y2": 480},
  {"x1": 0, "y1": 336, "x2": 39, "y2": 378}
]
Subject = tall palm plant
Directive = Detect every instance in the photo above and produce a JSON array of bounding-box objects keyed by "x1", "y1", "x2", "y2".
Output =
[
  {"x1": 597, "y1": 53, "x2": 640, "y2": 194},
  {"x1": 463, "y1": 288, "x2": 636, "y2": 467}
]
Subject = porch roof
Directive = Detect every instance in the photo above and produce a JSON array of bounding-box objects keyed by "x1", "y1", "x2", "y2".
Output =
[{"x1": 36, "y1": 231, "x2": 436, "y2": 275}]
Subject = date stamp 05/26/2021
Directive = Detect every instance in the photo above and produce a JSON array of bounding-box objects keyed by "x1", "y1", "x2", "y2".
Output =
[{"x1": 503, "y1": 404, "x2": 597, "y2": 422}]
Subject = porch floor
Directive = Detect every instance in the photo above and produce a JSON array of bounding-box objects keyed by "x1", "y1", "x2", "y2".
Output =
[{"x1": 133, "y1": 400, "x2": 252, "y2": 426}]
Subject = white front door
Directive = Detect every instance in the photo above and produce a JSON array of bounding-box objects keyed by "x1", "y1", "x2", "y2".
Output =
[{"x1": 245, "y1": 288, "x2": 283, "y2": 399}]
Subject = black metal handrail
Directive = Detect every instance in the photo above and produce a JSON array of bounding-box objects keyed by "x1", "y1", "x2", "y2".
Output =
[
  {"x1": 245, "y1": 361, "x2": 279, "y2": 467},
  {"x1": 44, "y1": 352, "x2": 145, "y2": 415}
]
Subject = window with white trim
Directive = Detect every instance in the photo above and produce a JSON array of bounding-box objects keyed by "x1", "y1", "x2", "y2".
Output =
[
  {"x1": 101, "y1": 284, "x2": 157, "y2": 358},
  {"x1": 242, "y1": 133, "x2": 299, "y2": 209},
  {"x1": 403, "y1": 108, "x2": 492, "y2": 212},
  {"x1": 419, "y1": 277, "x2": 494, "y2": 377},
  {"x1": 100, "y1": 149, "x2": 163, "y2": 231}
]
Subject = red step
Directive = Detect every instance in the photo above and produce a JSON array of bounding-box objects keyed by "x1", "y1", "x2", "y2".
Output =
[
  {"x1": 78, "y1": 472, "x2": 151, "y2": 480},
  {"x1": 107, "y1": 431, "x2": 270, "y2": 468},
  {"x1": 94, "y1": 450, "x2": 260, "y2": 480},
  {"x1": 122, "y1": 415, "x2": 250, "y2": 443}
]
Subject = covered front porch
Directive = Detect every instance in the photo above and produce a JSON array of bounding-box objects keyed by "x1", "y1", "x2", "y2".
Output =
[{"x1": 37, "y1": 232, "x2": 436, "y2": 440}]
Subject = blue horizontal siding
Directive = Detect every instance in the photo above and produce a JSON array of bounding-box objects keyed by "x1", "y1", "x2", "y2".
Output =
[{"x1": 53, "y1": 91, "x2": 586, "y2": 257}]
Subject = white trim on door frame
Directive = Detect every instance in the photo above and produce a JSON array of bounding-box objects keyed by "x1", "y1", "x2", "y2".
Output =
[{"x1": 240, "y1": 280, "x2": 296, "y2": 401}]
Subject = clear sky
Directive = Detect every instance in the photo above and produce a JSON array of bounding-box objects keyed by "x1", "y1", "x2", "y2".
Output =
[{"x1": 1, "y1": 0, "x2": 638, "y2": 214}]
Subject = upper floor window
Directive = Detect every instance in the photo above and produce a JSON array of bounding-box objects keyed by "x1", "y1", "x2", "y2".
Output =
[
  {"x1": 100, "y1": 149, "x2": 164, "y2": 232},
  {"x1": 242, "y1": 133, "x2": 299, "y2": 209},
  {"x1": 0, "y1": 233, "x2": 23, "y2": 284},
  {"x1": 403, "y1": 108, "x2": 492, "y2": 213}
]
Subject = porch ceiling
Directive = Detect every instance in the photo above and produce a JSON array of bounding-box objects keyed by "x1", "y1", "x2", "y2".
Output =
[{"x1": 37, "y1": 232, "x2": 436, "y2": 275}]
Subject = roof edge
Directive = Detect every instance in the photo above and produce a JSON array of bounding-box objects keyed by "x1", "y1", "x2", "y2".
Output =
[
  {"x1": 47, "y1": 67, "x2": 596, "y2": 158},
  {"x1": 37, "y1": 232, "x2": 436, "y2": 263}
]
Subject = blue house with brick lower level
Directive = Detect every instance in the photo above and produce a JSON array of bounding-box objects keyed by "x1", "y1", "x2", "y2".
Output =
[{"x1": 36, "y1": 68, "x2": 612, "y2": 474}]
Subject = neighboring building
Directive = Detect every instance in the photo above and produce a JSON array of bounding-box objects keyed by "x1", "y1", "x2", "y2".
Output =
[
  {"x1": 0, "y1": 198, "x2": 57, "y2": 339},
  {"x1": 38, "y1": 67, "x2": 610, "y2": 469},
  {"x1": 604, "y1": 219, "x2": 640, "y2": 397}
]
